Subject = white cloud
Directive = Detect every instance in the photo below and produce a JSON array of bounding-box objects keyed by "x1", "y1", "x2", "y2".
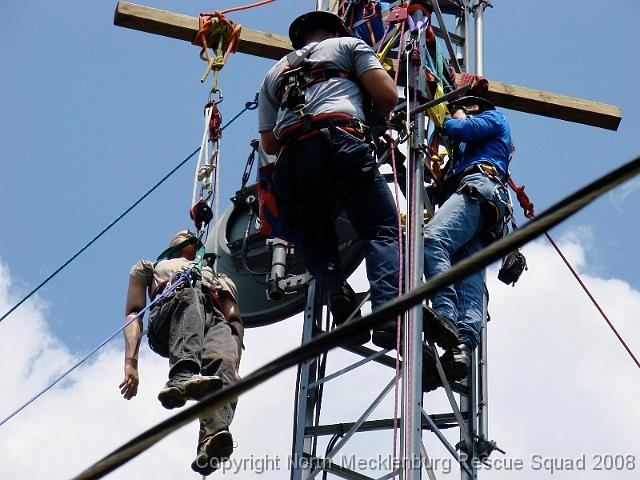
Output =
[
  {"x1": 609, "y1": 177, "x2": 640, "y2": 213},
  {"x1": 0, "y1": 236, "x2": 639, "y2": 479}
]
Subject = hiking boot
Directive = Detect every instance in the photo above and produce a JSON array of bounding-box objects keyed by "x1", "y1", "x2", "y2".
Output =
[
  {"x1": 440, "y1": 343, "x2": 472, "y2": 381},
  {"x1": 371, "y1": 321, "x2": 399, "y2": 351},
  {"x1": 191, "y1": 430, "x2": 234, "y2": 476},
  {"x1": 157, "y1": 370, "x2": 194, "y2": 409},
  {"x1": 158, "y1": 371, "x2": 224, "y2": 409},
  {"x1": 184, "y1": 375, "x2": 224, "y2": 401},
  {"x1": 330, "y1": 282, "x2": 370, "y2": 345},
  {"x1": 423, "y1": 306, "x2": 459, "y2": 349}
]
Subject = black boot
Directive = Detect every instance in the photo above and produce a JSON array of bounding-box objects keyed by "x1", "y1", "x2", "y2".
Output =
[
  {"x1": 423, "y1": 305, "x2": 459, "y2": 349},
  {"x1": 330, "y1": 282, "x2": 370, "y2": 345},
  {"x1": 422, "y1": 343, "x2": 443, "y2": 392},
  {"x1": 422, "y1": 344, "x2": 472, "y2": 392},
  {"x1": 371, "y1": 320, "x2": 399, "y2": 350},
  {"x1": 441, "y1": 343, "x2": 472, "y2": 381}
]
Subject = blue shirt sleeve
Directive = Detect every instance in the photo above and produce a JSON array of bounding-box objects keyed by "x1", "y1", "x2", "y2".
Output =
[{"x1": 443, "y1": 111, "x2": 505, "y2": 143}]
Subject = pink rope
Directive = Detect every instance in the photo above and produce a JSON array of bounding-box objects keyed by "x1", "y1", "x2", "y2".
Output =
[{"x1": 389, "y1": 18, "x2": 407, "y2": 480}]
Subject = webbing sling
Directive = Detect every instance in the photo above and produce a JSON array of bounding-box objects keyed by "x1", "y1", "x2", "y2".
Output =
[{"x1": 155, "y1": 236, "x2": 203, "y2": 265}]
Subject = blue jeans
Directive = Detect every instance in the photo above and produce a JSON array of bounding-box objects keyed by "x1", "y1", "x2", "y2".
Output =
[
  {"x1": 423, "y1": 172, "x2": 509, "y2": 348},
  {"x1": 273, "y1": 129, "x2": 399, "y2": 310}
]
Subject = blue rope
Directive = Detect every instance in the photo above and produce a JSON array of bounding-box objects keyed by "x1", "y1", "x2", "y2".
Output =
[
  {"x1": 0, "y1": 95, "x2": 258, "y2": 325},
  {"x1": 0, "y1": 270, "x2": 192, "y2": 428}
]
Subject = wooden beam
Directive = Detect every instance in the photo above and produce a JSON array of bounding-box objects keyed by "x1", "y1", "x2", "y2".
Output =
[
  {"x1": 454, "y1": 74, "x2": 622, "y2": 131},
  {"x1": 114, "y1": 1, "x2": 292, "y2": 60},
  {"x1": 327, "y1": 0, "x2": 341, "y2": 14},
  {"x1": 114, "y1": 1, "x2": 622, "y2": 131}
]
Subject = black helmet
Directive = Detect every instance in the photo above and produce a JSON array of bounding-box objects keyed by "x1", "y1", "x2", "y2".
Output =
[
  {"x1": 289, "y1": 11, "x2": 351, "y2": 50},
  {"x1": 448, "y1": 96, "x2": 495, "y2": 113}
]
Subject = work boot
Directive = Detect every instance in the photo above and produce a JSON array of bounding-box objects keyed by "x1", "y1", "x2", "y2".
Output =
[
  {"x1": 440, "y1": 343, "x2": 472, "y2": 381},
  {"x1": 371, "y1": 321, "x2": 399, "y2": 351},
  {"x1": 422, "y1": 344, "x2": 472, "y2": 392},
  {"x1": 423, "y1": 305, "x2": 459, "y2": 349},
  {"x1": 191, "y1": 430, "x2": 234, "y2": 476},
  {"x1": 158, "y1": 371, "x2": 224, "y2": 410},
  {"x1": 421, "y1": 343, "x2": 442, "y2": 392},
  {"x1": 330, "y1": 282, "x2": 370, "y2": 345},
  {"x1": 157, "y1": 370, "x2": 193, "y2": 409},
  {"x1": 184, "y1": 375, "x2": 224, "y2": 401}
]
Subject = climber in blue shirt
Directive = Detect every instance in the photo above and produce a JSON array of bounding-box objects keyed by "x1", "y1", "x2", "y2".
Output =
[{"x1": 423, "y1": 96, "x2": 513, "y2": 390}]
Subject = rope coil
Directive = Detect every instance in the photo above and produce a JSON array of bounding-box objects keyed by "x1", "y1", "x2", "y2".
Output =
[{"x1": 192, "y1": 1, "x2": 276, "y2": 91}]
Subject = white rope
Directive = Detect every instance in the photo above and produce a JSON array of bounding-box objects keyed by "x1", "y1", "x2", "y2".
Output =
[
  {"x1": 213, "y1": 140, "x2": 221, "y2": 240},
  {"x1": 193, "y1": 106, "x2": 214, "y2": 205}
]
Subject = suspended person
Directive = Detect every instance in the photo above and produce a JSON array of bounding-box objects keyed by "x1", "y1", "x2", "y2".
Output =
[
  {"x1": 119, "y1": 230, "x2": 243, "y2": 476},
  {"x1": 258, "y1": 10, "x2": 400, "y2": 343},
  {"x1": 421, "y1": 96, "x2": 513, "y2": 389}
]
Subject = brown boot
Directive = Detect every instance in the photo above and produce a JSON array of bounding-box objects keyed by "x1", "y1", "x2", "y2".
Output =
[{"x1": 191, "y1": 430, "x2": 234, "y2": 476}]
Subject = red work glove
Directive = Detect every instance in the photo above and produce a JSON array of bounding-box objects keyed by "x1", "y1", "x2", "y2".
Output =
[{"x1": 457, "y1": 73, "x2": 489, "y2": 95}]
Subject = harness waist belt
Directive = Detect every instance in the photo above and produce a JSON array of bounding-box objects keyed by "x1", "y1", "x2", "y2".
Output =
[
  {"x1": 278, "y1": 114, "x2": 369, "y2": 145},
  {"x1": 449, "y1": 162, "x2": 508, "y2": 187}
]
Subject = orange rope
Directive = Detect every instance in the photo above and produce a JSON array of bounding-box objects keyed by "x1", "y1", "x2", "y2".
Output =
[
  {"x1": 210, "y1": 0, "x2": 276, "y2": 16},
  {"x1": 192, "y1": 10, "x2": 244, "y2": 89}
]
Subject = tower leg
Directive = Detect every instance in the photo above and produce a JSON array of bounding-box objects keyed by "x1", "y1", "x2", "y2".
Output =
[{"x1": 291, "y1": 280, "x2": 321, "y2": 480}]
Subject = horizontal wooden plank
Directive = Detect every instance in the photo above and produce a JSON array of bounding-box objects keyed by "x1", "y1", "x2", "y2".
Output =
[
  {"x1": 114, "y1": 1, "x2": 292, "y2": 60},
  {"x1": 454, "y1": 74, "x2": 622, "y2": 131},
  {"x1": 114, "y1": 1, "x2": 622, "y2": 130}
]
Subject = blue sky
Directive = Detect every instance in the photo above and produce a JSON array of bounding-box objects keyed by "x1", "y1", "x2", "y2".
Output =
[
  {"x1": 0, "y1": 1, "x2": 638, "y2": 478},
  {"x1": 0, "y1": 1, "x2": 637, "y2": 348}
]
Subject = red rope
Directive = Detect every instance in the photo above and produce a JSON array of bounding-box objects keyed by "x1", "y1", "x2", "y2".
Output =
[{"x1": 509, "y1": 177, "x2": 640, "y2": 369}]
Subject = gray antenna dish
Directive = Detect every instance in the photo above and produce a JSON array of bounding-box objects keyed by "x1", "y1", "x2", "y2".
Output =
[{"x1": 208, "y1": 185, "x2": 364, "y2": 328}]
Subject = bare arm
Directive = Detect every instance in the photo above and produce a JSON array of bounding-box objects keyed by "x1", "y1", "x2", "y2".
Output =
[
  {"x1": 260, "y1": 131, "x2": 279, "y2": 156},
  {"x1": 219, "y1": 291, "x2": 241, "y2": 326},
  {"x1": 359, "y1": 69, "x2": 399, "y2": 117},
  {"x1": 119, "y1": 276, "x2": 147, "y2": 400}
]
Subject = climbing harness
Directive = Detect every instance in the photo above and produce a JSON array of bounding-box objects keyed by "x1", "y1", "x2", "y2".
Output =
[
  {"x1": 279, "y1": 67, "x2": 356, "y2": 115},
  {"x1": 276, "y1": 43, "x2": 357, "y2": 117},
  {"x1": 278, "y1": 113, "x2": 368, "y2": 144}
]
